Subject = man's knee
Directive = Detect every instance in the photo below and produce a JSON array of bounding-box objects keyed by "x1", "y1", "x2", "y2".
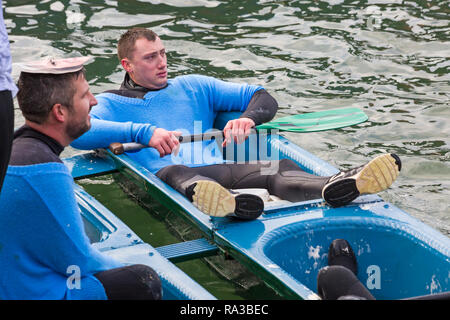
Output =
[
  {"x1": 317, "y1": 265, "x2": 374, "y2": 300},
  {"x1": 318, "y1": 265, "x2": 356, "y2": 285},
  {"x1": 96, "y1": 264, "x2": 163, "y2": 300},
  {"x1": 128, "y1": 264, "x2": 163, "y2": 300},
  {"x1": 317, "y1": 265, "x2": 358, "y2": 299}
]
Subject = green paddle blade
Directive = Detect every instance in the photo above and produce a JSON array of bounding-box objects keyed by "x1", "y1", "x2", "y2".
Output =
[{"x1": 256, "y1": 107, "x2": 368, "y2": 132}]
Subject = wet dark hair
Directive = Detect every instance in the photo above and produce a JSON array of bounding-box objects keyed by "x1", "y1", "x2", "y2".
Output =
[
  {"x1": 16, "y1": 68, "x2": 85, "y2": 124},
  {"x1": 117, "y1": 27, "x2": 158, "y2": 61}
]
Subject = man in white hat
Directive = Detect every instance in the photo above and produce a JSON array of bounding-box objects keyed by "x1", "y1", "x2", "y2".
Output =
[{"x1": 0, "y1": 57, "x2": 162, "y2": 300}]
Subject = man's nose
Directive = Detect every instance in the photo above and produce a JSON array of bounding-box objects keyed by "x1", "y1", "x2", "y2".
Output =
[
  {"x1": 90, "y1": 95, "x2": 98, "y2": 110},
  {"x1": 158, "y1": 55, "x2": 167, "y2": 68}
]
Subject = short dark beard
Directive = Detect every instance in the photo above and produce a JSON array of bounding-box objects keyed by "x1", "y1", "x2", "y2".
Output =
[{"x1": 65, "y1": 118, "x2": 91, "y2": 141}]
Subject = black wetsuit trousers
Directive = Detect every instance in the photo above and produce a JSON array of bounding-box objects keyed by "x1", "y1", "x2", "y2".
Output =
[
  {"x1": 156, "y1": 158, "x2": 330, "y2": 202},
  {"x1": 94, "y1": 264, "x2": 162, "y2": 300},
  {"x1": 317, "y1": 265, "x2": 375, "y2": 300},
  {"x1": 317, "y1": 265, "x2": 450, "y2": 300},
  {"x1": 0, "y1": 90, "x2": 14, "y2": 194}
]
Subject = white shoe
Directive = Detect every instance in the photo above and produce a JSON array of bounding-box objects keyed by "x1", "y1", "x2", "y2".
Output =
[
  {"x1": 191, "y1": 180, "x2": 264, "y2": 220},
  {"x1": 322, "y1": 153, "x2": 401, "y2": 207}
]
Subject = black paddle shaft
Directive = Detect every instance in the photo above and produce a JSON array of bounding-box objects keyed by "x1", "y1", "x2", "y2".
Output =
[
  {"x1": 109, "y1": 129, "x2": 258, "y2": 155},
  {"x1": 178, "y1": 130, "x2": 224, "y2": 143}
]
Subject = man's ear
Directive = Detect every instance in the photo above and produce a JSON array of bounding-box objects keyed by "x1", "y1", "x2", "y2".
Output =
[
  {"x1": 50, "y1": 103, "x2": 67, "y2": 123},
  {"x1": 121, "y1": 58, "x2": 132, "y2": 73}
]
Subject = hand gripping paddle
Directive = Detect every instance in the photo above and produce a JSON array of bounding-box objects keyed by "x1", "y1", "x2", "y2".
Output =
[{"x1": 109, "y1": 107, "x2": 368, "y2": 155}]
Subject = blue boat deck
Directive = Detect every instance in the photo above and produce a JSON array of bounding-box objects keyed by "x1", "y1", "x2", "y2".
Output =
[
  {"x1": 72, "y1": 168, "x2": 216, "y2": 300},
  {"x1": 65, "y1": 134, "x2": 450, "y2": 299}
]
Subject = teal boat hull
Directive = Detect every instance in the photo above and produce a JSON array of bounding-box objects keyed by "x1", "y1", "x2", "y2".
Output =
[{"x1": 65, "y1": 113, "x2": 450, "y2": 300}]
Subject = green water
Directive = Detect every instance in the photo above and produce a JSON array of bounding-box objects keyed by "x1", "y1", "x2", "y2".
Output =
[
  {"x1": 78, "y1": 174, "x2": 280, "y2": 299},
  {"x1": 4, "y1": 0, "x2": 449, "y2": 297}
]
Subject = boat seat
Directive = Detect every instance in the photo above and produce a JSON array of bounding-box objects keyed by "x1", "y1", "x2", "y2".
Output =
[{"x1": 231, "y1": 188, "x2": 292, "y2": 209}]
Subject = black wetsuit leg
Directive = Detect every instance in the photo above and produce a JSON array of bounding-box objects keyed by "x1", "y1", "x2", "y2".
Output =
[
  {"x1": 94, "y1": 264, "x2": 162, "y2": 300},
  {"x1": 267, "y1": 159, "x2": 329, "y2": 201},
  {"x1": 0, "y1": 90, "x2": 14, "y2": 194},
  {"x1": 317, "y1": 265, "x2": 375, "y2": 300},
  {"x1": 156, "y1": 159, "x2": 329, "y2": 202}
]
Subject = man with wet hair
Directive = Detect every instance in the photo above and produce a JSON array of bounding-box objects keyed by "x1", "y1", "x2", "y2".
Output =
[
  {"x1": 0, "y1": 57, "x2": 162, "y2": 300},
  {"x1": 72, "y1": 28, "x2": 401, "y2": 221}
]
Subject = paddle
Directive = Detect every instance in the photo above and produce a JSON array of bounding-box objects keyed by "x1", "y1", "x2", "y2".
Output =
[
  {"x1": 108, "y1": 107, "x2": 368, "y2": 155},
  {"x1": 256, "y1": 107, "x2": 368, "y2": 132}
]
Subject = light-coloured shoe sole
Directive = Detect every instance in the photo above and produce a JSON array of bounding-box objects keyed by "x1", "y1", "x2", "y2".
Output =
[
  {"x1": 355, "y1": 154, "x2": 400, "y2": 194},
  {"x1": 192, "y1": 180, "x2": 236, "y2": 217}
]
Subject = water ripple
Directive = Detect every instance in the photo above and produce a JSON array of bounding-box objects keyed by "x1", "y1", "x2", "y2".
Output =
[{"x1": 5, "y1": 0, "x2": 449, "y2": 232}]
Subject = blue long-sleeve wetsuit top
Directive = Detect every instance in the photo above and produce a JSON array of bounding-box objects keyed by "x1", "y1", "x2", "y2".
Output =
[
  {"x1": 71, "y1": 74, "x2": 266, "y2": 174},
  {"x1": 0, "y1": 126, "x2": 123, "y2": 299}
]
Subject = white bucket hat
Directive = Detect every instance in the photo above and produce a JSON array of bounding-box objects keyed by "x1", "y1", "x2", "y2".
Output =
[{"x1": 17, "y1": 56, "x2": 92, "y2": 74}]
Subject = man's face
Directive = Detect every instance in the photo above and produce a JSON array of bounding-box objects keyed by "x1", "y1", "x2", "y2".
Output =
[
  {"x1": 65, "y1": 74, "x2": 97, "y2": 140},
  {"x1": 125, "y1": 37, "x2": 168, "y2": 89}
]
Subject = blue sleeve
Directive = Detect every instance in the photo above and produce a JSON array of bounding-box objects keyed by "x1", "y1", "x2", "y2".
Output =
[
  {"x1": 189, "y1": 75, "x2": 263, "y2": 113},
  {"x1": 25, "y1": 171, "x2": 123, "y2": 276},
  {"x1": 71, "y1": 118, "x2": 155, "y2": 150},
  {"x1": 71, "y1": 93, "x2": 156, "y2": 150},
  {"x1": 15, "y1": 168, "x2": 123, "y2": 299}
]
